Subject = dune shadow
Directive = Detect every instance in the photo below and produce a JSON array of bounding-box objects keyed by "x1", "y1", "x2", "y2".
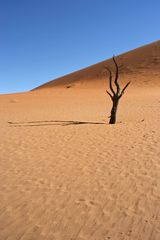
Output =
[{"x1": 8, "y1": 120, "x2": 106, "y2": 127}]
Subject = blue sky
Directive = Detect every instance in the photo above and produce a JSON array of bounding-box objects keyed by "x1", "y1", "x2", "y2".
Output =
[{"x1": 0, "y1": 0, "x2": 159, "y2": 93}]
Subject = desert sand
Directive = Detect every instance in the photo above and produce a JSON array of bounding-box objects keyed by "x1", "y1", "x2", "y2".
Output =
[{"x1": 0, "y1": 41, "x2": 160, "y2": 240}]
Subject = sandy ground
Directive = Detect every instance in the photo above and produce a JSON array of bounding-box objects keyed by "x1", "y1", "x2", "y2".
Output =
[{"x1": 0, "y1": 85, "x2": 160, "y2": 240}]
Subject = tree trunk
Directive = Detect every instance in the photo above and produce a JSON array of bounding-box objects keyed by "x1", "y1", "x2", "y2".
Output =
[
  {"x1": 106, "y1": 56, "x2": 131, "y2": 124},
  {"x1": 109, "y1": 99, "x2": 119, "y2": 124}
]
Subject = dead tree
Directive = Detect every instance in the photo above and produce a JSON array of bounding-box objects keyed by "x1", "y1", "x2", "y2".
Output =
[{"x1": 106, "y1": 56, "x2": 130, "y2": 124}]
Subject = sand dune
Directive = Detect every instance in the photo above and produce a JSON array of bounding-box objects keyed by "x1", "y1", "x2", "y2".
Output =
[
  {"x1": 0, "y1": 41, "x2": 160, "y2": 240},
  {"x1": 33, "y1": 40, "x2": 160, "y2": 90}
]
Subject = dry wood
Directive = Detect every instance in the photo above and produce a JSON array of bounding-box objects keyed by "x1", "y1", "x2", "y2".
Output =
[{"x1": 106, "y1": 56, "x2": 130, "y2": 124}]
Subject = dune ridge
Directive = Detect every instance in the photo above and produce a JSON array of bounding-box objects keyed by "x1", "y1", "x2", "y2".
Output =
[{"x1": 33, "y1": 40, "x2": 160, "y2": 90}]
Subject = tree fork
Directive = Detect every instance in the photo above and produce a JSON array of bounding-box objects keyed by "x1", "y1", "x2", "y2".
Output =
[{"x1": 106, "y1": 56, "x2": 130, "y2": 124}]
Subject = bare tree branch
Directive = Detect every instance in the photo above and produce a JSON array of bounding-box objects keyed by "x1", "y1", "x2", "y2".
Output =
[
  {"x1": 105, "y1": 56, "x2": 131, "y2": 124},
  {"x1": 119, "y1": 81, "x2": 131, "y2": 98},
  {"x1": 105, "y1": 67, "x2": 115, "y2": 95},
  {"x1": 113, "y1": 56, "x2": 120, "y2": 94},
  {"x1": 106, "y1": 90, "x2": 113, "y2": 100}
]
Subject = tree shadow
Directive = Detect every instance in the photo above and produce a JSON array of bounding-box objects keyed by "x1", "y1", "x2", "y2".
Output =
[{"x1": 8, "y1": 120, "x2": 106, "y2": 127}]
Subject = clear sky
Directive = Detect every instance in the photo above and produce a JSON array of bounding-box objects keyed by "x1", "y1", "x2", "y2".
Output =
[{"x1": 0, "y1": 0, "x2": 159, "y2": 93}]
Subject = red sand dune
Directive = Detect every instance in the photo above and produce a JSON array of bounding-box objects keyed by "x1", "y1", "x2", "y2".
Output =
[
  {"x1": 0, "y1": 41, "x2": 160, "y2": 240},
  {"x1": 34, "y1": 40, "x2": 160, "y2": 90}
]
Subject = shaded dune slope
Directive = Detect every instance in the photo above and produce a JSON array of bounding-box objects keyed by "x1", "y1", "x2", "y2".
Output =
[{"x1": 33, "y1": 40, "x2": 160, "y2": 90}]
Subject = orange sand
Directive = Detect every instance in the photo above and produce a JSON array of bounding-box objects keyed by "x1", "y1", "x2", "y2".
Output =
[{"x1": 0, "y1": 41, "x2": 160, "y2": 240}]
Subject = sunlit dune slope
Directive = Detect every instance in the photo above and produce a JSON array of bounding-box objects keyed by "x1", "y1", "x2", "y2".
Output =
[
  {"x1": 0, "y1": 40, "x2": 160, "y2": 240},
  {"x1": 33, "y1": 40, "x2": 160, "y2": 90}
]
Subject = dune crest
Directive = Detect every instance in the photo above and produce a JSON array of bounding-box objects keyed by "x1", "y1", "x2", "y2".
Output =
[{"x1": 33, "y1": 40, "x2": 160, "y2": 90}]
